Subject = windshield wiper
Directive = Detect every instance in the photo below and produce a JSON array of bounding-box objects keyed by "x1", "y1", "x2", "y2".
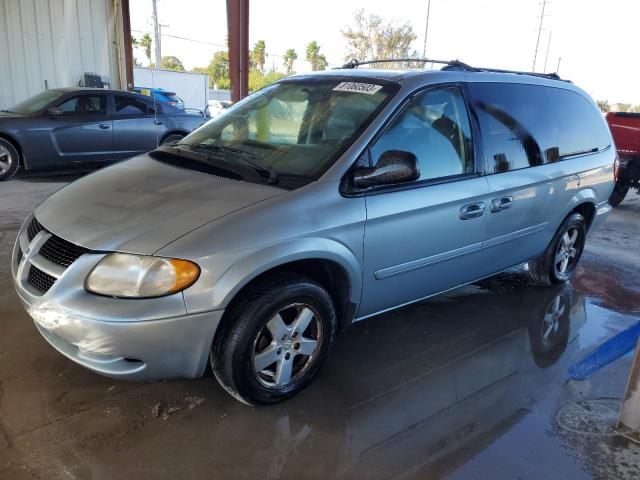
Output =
[{"x1": 176, "y1": 142, "x2": 278, "y2": 184}]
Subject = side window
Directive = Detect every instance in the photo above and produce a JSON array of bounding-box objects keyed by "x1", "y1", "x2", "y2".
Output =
[
  {"x1": 57, "y1": 95, "x2": 107, "y2": 115},
  {"x1": 469, "y1": 83, "x2": 553, "y2": 173},
  {"x1": 546, "y1": 89, "x2": 610, "y2": 157},
  {"x1": 370, "y1": 87, "x2": 474, "y2": 181},
  {"x1": 114, "y1": 95, "x2": 157, "y2": 115}
]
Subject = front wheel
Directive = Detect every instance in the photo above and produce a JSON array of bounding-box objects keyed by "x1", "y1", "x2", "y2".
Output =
[
  {"x1": 210, "y1": 274, "x2": 337, "y2": 405},
  {"x1": 528, "y1": 213, "x2": 586, "y2": 287},
  {"x1": 609, "y1": 182, "x2": 629, "y2": 207}
]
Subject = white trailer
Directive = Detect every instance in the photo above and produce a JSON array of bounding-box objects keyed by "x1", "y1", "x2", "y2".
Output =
[{"x1": 133, "y1": 67, "x2": 209, "y2": 112}]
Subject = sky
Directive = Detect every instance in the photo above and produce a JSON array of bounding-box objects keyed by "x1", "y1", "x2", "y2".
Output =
[{"x1": 130, "y1": 0, "x2": 640, "y2": 105}]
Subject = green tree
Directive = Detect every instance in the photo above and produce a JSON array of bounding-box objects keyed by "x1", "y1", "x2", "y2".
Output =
[
  {"x1": 306, "y1": 41, "x2": 328, "y2": 71},
  {"x1": 139, "y1": 33, "x2": 153, "y2": 65},
  {"x1": 283, "y1": 48, "x2": 297, "y2": 74},
  {"x1": 193, "y1": 51, "x2": 230, "y2": 89},
  {"x1": 615, "y1": 103, "x2": 632, "y2": 113},
  {"x1": 251, "y1": 40, "x2": 267, "y2": 72},
  {"x1": 342, "y1": 9, "x2": 418, "y2": 68},
  {"x1": 160, "y1": 56, "x2": 186, "y2": 72},
  {"x1": 632, "y1": 105, "x2": 640, "y2": 113},
  {"x1": 596, "y1": 100, "x2": 610, "y2": 113},
  {"x1": 249, "y1": 69, "x2": 286, "y2": 91}
]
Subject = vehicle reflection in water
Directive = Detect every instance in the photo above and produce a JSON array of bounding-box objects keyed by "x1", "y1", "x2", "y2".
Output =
[{"x1": 194, "y1": 275, "x2": 589, "y2": 479}]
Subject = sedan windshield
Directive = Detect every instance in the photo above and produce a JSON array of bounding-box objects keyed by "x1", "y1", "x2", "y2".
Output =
[
  {"x1": 178, "y1": 79, "x2": 397, "y2": 183},
  {"x1": 9, "y1": 90, "x2": 65, "y2": 114}
]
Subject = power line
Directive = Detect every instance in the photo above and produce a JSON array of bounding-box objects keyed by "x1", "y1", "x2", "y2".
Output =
[{"x1": 532, "y1": 0, "x2": 548, "y2": 71}]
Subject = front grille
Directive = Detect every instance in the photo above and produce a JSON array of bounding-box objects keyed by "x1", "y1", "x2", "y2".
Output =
[
  {"x1": 40, "y1": 235, "x2": 90, "y2": 268},
  {"x1": 27, "y1": 217, "x2": 44, "y2": 242},
  {"x1": 27, "y1": 266, "x2": 57, "y2": 293},
  {"x1": 16, "y1": 248, "x2": 23, "y2": 265}
]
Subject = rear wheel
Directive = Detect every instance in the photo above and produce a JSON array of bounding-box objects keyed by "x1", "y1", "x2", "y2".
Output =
[
  {"x1": 0, "y1": 138, "x2": 20, "y2": 181},
  {"x1": 161, "y1": 133, "x2": 185, "y2": 145},
  {"x1": 609, "y1": 182, "x2": 629, "y2": 207},
  {"x1": 529, "y1": 213, "x2": 586, "y2": 286},
  {"x1": 211, "y1": 274, "x2": 336, "y2": 405}
]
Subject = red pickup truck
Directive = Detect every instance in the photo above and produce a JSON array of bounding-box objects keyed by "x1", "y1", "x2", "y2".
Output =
[{"x1": 605, "y1": 111, "x2": 640, "y2": 206}]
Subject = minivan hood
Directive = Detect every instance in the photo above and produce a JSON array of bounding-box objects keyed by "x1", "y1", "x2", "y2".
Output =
[{"x1": 35, "y1": 155, "x2": 285, "y2": 254}]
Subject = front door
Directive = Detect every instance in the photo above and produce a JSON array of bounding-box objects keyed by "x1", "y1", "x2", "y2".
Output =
[
  {"x1": 359, "y1": 86, "x2": 492, "y2": 318},
  {"x1": 49, "y1": 93, "x2": 112, "y2": 164}
]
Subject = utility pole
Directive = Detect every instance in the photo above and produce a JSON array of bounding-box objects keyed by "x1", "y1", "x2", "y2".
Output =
[
  {"x1": 152, "y1": 0, "x2": 161, "y2": 68},
  {"x1": 532, "y1": 0, "x2": 547, "y2": 71},
  {"x1": 556, "y1": 56, "x2": 562, "y2": 74},
  {"x1": 422, "y1": 0, "x2": 431, "y2": 58},
  {"x1": 543, "y1": 30, "x2": 552, "y2": 72}
]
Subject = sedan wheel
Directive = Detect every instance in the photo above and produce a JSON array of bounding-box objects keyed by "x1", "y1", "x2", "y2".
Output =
[{"x1": 0, "y1": 139, "x2": 20, "y2": 181}]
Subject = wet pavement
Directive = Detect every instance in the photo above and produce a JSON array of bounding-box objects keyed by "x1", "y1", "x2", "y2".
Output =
[{"x1": 1, "y1": 176, "x2": 639, "y2": 479}]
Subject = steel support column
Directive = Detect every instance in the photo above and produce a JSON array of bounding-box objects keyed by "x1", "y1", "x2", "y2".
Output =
[{"x1": 226, "y1": 0, "x2": 249, "y2": 102}]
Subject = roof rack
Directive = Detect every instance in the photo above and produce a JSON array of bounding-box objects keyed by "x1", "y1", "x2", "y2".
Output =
[{"x1": 340, "y1": 58, "x2": 566, "y2": 82}]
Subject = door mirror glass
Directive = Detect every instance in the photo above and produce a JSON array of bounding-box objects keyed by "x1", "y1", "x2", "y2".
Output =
[
  {"x1": 353, "y1": 150, "x2": 420, "y2": 188},
  {"x1": 47, "y1": 107, "x2": 63, "y2": 116}
]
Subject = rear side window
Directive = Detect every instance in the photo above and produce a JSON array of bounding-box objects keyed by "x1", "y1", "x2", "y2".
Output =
[
  {"x1": 469, "y1": 83, "x2": 552, "y2": 172},
  {"x1": 470, "y1": 83, "x2": 610, "y2": 174},
  {"x1": 114, "y1": 95, "x2": 159, "y2": 115}
]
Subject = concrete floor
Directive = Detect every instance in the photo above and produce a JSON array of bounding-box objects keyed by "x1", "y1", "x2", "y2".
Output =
[{"x1": 1, "y1": 174, "x2": 639, "y2": 479}]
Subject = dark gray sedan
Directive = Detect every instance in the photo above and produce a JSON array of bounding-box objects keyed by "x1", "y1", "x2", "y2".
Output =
[{"x1": 0, "y1": 88, "x2": 207, "y2": 180}]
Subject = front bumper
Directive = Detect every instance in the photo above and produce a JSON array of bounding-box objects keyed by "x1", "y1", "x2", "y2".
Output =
[{"x1": 12, "y1": 216, "x2": 223, "y2": 381}]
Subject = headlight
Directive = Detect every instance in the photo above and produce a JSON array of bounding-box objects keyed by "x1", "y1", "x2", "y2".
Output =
[{"x1": 86, "y1": 253, "x2": 200, "y2": 298}]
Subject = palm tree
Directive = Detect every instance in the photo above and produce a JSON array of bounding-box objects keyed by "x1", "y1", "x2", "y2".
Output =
[
  {"x1": 251, "y1": 40, "x2": 266, "y2": 72},
  {"x1": 283, "y1": 48, "x2": 297, "y2": 74},
  {"x1": 140, "y1": 33, "x2": 153, "y2": 66},
  {"x1": 306, "y1": 41, "x2": 328, "y2": 71}
]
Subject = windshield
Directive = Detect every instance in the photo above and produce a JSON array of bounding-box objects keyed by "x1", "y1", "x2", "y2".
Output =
[
  {"x1": 8, "y1": 90, "x2": 65, "y2": 114},
  {"x1": 178, "y1": 79, "x2": 397, "y2": 183}
]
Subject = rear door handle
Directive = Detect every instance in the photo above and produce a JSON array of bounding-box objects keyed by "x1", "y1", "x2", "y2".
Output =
[
  {"x1": 98, "y1": 123, "x2": 110, "y2": 129},
  {"x1": 459, "y1": 202, "x2": 485, "y2": 220},
  {"x1": 154, "y1": 120, "x2": 163, "y2": 125},
  {"x1": 490, "y1": 196, "x2": 513, "y2": 213}
]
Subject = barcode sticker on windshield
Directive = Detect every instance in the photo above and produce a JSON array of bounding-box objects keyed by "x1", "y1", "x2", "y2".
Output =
[{"x1": 333, "y1": 82, "x2": 383, "y2": 95}]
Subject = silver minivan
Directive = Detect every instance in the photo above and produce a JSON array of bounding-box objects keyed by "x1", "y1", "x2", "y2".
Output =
[{"x1": 12, "y1": 61, "x2": 615, "y2": 405}]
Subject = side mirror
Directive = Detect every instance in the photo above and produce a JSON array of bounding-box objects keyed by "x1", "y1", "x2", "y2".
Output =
[
  {"x1": 353, "y1": 150, "x2": 420, "y2": 188},
  {"x1": 47, "y1": 107, "x2": 63, "y2": 116}
]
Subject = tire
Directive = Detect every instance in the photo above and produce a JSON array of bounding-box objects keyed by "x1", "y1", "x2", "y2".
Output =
[
  {"x1": 608, "y1": 182, "x2": 629, "y2": 207},
  {"x1": 210, "y1": 273, "x2": 337, "y2": 405},
  {"x1": 160, "y1": 133, "x2": 185, "y2": 145},
  {"x1": 528, "y1": 213, "x2": 586, "y2": 287},
  {"x1": 0, "y1": 138, "x2": 20, "y2": 181}
]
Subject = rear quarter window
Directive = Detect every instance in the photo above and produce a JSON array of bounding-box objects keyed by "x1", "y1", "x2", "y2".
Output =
[{"x1": 469, "y1": 83, "x2": 610, "y2": 174}]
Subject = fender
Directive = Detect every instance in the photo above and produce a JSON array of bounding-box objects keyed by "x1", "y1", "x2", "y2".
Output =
[
  {"x1": 565, "y1": 187, "x2": 598, "y2": 213},
  {"x1": 209, "y1": 237, "x2": 363, "y2": 312}
]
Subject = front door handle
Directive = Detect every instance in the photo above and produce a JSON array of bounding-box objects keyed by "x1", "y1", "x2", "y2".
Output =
[
  {"x1": 98, "y1": 123, "x2": 110, "y2": 129},
  {"x1": 154, "y1": 120, "x2": 163, "y2": 125},
  {"x1": 459, "y1": 202, "x2": 485, "y2": 220},
  {"x1": 490, "y1": 196, "x2": 513, "y2": 213}
]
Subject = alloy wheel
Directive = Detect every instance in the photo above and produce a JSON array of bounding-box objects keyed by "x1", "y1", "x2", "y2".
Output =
[
  {"x1": 554, "y1": 227, "x2": 580, "y2": 275},
  {"x1": 251, "y1": 303, "x2": 322, "y2": 388},
  {"x1": 0, "y1": 144, "x2": 13, "y2": 175}
]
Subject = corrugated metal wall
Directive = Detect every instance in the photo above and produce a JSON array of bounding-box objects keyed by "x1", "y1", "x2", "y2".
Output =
[{"x1": 0, "y1": 0, "x2": 125, "y2": 109}]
